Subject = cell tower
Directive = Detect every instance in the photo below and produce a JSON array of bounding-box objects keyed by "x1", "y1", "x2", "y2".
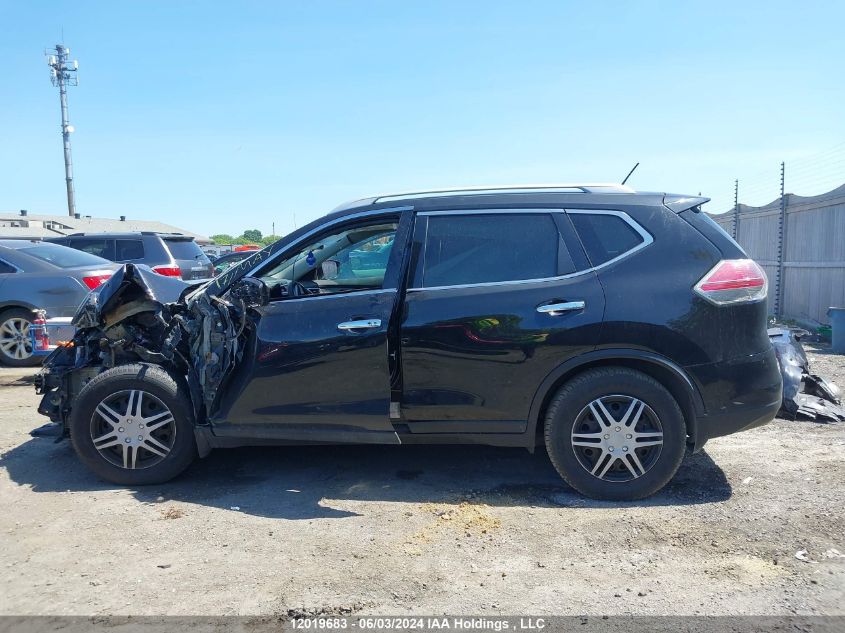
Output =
[{"x1": 46, "y1": 45, "x2": 79, "y2": 217}]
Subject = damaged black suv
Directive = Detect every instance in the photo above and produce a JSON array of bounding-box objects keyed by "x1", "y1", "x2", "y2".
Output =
[{"x1": 35, "y1": 184, "x2": 782, "y2": 500}]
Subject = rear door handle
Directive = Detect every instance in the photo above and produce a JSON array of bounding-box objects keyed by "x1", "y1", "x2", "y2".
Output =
[
  {"x1": 337, "y1": 319, "x2": 382, "y2": 331},
  {"x1": 536, "y1": 301, "x2": 586, "y2": 314}
]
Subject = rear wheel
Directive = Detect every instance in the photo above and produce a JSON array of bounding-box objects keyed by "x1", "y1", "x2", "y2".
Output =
[
  {"x1": 69, "y1": 363, "x2": 197, "y2": 485},
  {"x1": 0, "y1": 308, "x2": 40, "y2": 367},
  {"x1": 544, "y1": 367, "x2": 686, "y2": 500}
]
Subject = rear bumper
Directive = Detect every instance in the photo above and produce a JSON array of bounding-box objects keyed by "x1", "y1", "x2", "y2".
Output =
[{"x1": 686, "y1": 347, "x2": 783, "y2": 449}]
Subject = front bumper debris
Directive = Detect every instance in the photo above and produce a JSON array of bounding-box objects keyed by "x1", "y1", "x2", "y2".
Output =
[{"x1": 769, "y1": 327, "x2": 844, "y2": 422}]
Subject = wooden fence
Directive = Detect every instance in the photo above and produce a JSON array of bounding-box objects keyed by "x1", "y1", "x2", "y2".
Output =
[{"x1": 709, "y1": 183, "x2": 845, "y2": 324}]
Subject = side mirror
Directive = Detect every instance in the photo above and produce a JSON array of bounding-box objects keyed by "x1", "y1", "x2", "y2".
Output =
[
  {"x1": 228, "y1": 276, "x2": 269, "y2": 308},
  {"x1": 320, "y1": 259, "x2": 340, "y2": 280}
]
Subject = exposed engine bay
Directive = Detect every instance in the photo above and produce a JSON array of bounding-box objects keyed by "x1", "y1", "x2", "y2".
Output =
[{"x1": 35, "y1": 263, "x2": 262, "y2": 435}]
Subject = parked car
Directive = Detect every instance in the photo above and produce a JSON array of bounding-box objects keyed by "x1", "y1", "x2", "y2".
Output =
[
  {"x1": 35, "y1": 184, "x2": 782, "y2": 499},
  {"x1": 0, "y1": 240, "x2": 117, "y2": 366},
  {"x1": 212, "y1": 250, "x2": 255, "y2": 275},
  {"x1": 47, "y1": 232, "x2": 214, "y2": 282}
]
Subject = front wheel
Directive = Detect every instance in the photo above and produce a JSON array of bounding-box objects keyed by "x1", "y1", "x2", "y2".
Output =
[
  {"x1": 69, "y1": 364, "x2": 197, "y2": 485},
  {"x1": 544, "y1": 367, "x2": 686, "y2": 500}
]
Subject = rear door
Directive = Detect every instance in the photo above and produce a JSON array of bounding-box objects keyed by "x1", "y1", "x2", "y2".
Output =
[{"x1": 399, "y1": 209, "x2": 605, "y2": 434}]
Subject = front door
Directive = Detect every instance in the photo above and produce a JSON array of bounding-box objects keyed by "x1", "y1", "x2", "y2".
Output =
[
  {"x1": 400, "y1": 209, "x2": 606, "y2": 434},
  {"x1": 212, "y1": 210, "x2": 412, "y2": 443}
]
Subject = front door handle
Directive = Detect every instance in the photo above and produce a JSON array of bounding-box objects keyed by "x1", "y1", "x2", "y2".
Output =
[
  {"x1": 536, "y1": 301, "x2": 586, "y2": 314},
  {"x1": 337, "y1": 319, "x2": 382, "y2": 331}
]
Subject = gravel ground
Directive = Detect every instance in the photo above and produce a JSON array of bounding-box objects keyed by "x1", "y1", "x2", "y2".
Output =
[{"x1": 0, "y1": 346, "x2": 843, "y2": 617}]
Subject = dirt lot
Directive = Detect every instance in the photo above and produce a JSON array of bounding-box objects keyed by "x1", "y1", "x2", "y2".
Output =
[{"x1": 1, "y1": 346, "x2": 843, "y2": 617}]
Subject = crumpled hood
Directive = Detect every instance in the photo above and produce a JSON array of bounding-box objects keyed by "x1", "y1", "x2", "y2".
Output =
[{"x1": 72, "y1": 263, "x2": 192, "y2": 328}]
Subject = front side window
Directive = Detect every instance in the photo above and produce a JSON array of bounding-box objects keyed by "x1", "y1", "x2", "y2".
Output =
[
  {"x1": 569, "y1": 213, "x2": 645, "y2": 267},
  {"x1": 260, "y1": 222, "x2": 398, "y2": 298},
  {"x1": 420, "y1": 213, "x2": 560, "y2": 288}
]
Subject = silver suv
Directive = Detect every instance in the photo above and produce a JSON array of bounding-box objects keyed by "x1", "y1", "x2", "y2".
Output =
[{"x1": 47, "y1": 232, "x2": 214, "y2": 282}]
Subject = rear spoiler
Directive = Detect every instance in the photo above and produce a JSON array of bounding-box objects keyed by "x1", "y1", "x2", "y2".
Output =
[{"x1": 663, "y1": 194, "x2": 710, "y2": 214}]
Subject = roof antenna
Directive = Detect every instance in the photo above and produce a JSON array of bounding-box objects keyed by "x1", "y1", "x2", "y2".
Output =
[{"x1": 621, "y1": 162, "x2": 639, "y2": 185}]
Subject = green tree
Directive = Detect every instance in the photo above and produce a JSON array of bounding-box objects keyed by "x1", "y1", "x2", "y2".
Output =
[
  {"x1": 261, "y1": 234, "x2": 281, "y2": 246},
  {"x1": 241, "y1": 229, "x2": 263, "y2": 243},
  {"x1": 210, "y1": 234, "x2": 234, "y2": 245}
]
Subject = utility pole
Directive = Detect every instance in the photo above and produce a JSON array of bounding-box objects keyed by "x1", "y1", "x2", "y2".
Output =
[
  {"x1": 732, "y1": 179, "x2": 739, "y2": 239},
  {"x1": 775, "y1": 162, "x2": 788, "y2": 318},
  {"x1": 46, "y1": 45, "x2": 79, "y2": 217}
]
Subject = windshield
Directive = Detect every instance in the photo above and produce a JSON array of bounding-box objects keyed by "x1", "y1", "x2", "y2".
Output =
[{"x1": 19, "y1": 243, "x2": 112, "y2": 268}]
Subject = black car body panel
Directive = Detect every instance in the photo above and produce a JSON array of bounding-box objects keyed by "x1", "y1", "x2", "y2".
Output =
[
  {"x1": 400, "y1": 274, "x2": 605, "y2": 431},
  {"x1": 35, "y1": 186, "x2": 781, "y2": 463}
]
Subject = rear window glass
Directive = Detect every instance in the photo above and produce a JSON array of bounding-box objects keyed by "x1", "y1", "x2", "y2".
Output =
[
  {"x1": 163, "y1": 238, "x2": 205, "y2": 261},
  {"x1": 19, "y1": 243, "x2": 111, "y2": 268},
  {"x1": 422, "y1": 214, "x2": 559, "y2": 287},
  {"x1": 115, "y1": 239, "x2": 145, "y2": 261},
  {"x1": 569, "y1": 213, "x2": 645, "y2": 266}
]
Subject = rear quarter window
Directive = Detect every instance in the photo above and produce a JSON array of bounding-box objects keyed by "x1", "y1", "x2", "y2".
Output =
[{"x1": 569, "y1": 212, "x2": 646, "y2": 267}]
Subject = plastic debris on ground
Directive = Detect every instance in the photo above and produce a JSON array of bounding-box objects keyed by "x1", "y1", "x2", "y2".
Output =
[{"x1": 769, "y1": 327, "x2": 845, "y2": 422}]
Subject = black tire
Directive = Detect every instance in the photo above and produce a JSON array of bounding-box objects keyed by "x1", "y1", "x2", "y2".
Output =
[
  {"x1": 69, "y1": 363, "x2": 197, "y2": 485},
  {"x1": 544, "y1": 367, "x2": 686, "y2": 500},
  {"x1": 0, "y1": 308, "x2": 41, "y2": 367}
]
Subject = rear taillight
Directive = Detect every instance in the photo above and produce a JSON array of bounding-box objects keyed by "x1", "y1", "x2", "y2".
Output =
[
  {"x1": 694, "y1": 259, "x2": 767, "y2": 305},
  {"x1": 152, "y1": 265, "x2": 182, "y2": 277},
  {"x1": 82, "y1": 272, "x2": 113, "y2": 290}
]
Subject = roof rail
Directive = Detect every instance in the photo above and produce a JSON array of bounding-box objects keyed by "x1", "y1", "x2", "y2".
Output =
[
  {"x1": 65, "y1": 230, "x2": 185, "y2": 237},
  {"x1": 333, "y1": 183, "x2": 636, "y2": 211}
]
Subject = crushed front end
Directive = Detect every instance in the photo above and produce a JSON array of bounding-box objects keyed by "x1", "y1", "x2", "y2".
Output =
[{"x1": 35, "y1": 263, "x2": 252, "y2": 438}]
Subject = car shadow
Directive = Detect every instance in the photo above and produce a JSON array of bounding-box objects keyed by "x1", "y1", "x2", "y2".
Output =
[{"x1": 0, "y1": 437, "x2": 732, "y2": 519}]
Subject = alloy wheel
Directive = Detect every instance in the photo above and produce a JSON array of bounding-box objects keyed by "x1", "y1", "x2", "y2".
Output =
[
  {"x1": 0, "y1": 317, "x2": 33, "y2": 361},
  {"x1": 571, "y1": 394, "x2": 664, "y2": 482},
  {"x1": 89, "y1": 389, "x2": 177, "y2": 470}
]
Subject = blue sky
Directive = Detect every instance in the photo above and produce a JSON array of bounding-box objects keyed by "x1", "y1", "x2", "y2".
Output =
[{"x1": 1, "y1": 1, "x2": 843, "y2": 237}]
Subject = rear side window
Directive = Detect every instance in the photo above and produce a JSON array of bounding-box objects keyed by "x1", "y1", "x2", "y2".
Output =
[
  {"x1": 67, "y1": 238, "x2": 112, "y2": 259},
  {"x1": 0, "y1": 259, "x2": 16, "y2": 274},
  {"x1": 569, "y1": 213, "x2": 645, "y2": 267},
  {"x1": 18, "y1": 243, "x2": 111, "y2": 268},
  {"x1": 163, "y1": 238, "x2": 205, "y2": 261},
  {"x1": 114, "y1": 239, "x2": 145, "y2": 261},
  {"x1": 421, "y1": 213, "x2": 560, "y2": 287}
]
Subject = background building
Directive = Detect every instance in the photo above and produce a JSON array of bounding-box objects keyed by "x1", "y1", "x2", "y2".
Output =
[{"x1": 0, "y1": 210, "x2": 209, "y2": 244}]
